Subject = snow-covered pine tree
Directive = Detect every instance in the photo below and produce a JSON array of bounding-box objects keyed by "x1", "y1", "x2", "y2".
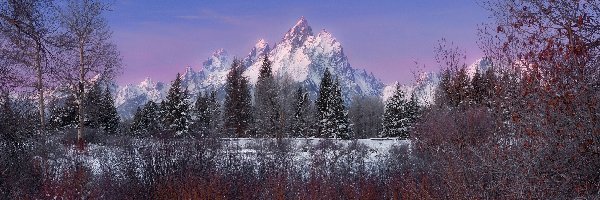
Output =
[
  {"x1": 405, "y1": 92, "x2": 421, "y2": 131},
  {"x1": 130, "y1": 107, "x2": 144, "y2": 135},
  {"x1": 330, "y1": 78, "x2": 351, "y2": 139},
  {"x1": 316, "y1": 68, "x2": 333, "y2": 137},
  {"x1": 316, "y1": 69, "x2": 351, "y2": 139},
  {"x1": 253, "y1": 55, "x2": 280, "y2": 137},
  {"x1": 223, "y1": 59, "x2": 253, "y2": 137},
  {"x1": 193, "y1": 90, "x2": 220, "y2": 137},
  {"x1": 193, "y1": 92, "x2": 210, "y2": 133},
  {"x1": 380, "y1": 84, "x2": 410, "y2": 139},
  {"x1": 161, "y1": 73, "x2": 191, "y2": 136},
  {"x1": 130, "y1": 101, "x2": 161, "y2": 135},
  {"x1": 99, "y1": 87, "x2": 119, "y2": 134},
  {"x1": 290, "y1": 86, "x2": 311, "y2": 137},
  {"x1": 206, "y1": 90, "x2": 221, "y2": 135}
]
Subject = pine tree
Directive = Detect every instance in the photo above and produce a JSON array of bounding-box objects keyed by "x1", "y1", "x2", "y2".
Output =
[
  {"x1": 254, "y1": 55, "x2": 280, "y2": 137},
  {"x1": 130, "y1": 107, "x2": 144, "y2": 135},
  {"x1": 380, "y1": 84, "x2": 410, "y2": 139},
  {"x1": 223, "y1": 59, "x2": 253, "y2": 137},
  {"x1": 99, "y1": 87, "x2": 119, "y2": 134},
  {"x1": 316, "y1": 69, "x2": 351, "y2": 139},
  {"x1": 130, "y1": 101, "x2": 160, "y2": 135},
  {"x1": 406, "y1": 92, "x2": 421, "y2": 128},
  {"x1": 161, "y1": 73, "x2": 191, "y2": 136},
  {"x1": 330, "y1": 78, "x2": 351, "y2": 139},
  {"x1": 206, "y1": 91, "x2": 221, "y2": 135},
  {"x1": 290, "y1": 86, "x2": 311, "y2": 137},
  {"x1": 193, "y1": 92, "x2": 210, "y2": 133},
  {"x1": 49, "y1": 94, "x2": 79, "y2": 129},
  {"x1": 193, "y1": 90, "x2": 220, "y2": 137}
]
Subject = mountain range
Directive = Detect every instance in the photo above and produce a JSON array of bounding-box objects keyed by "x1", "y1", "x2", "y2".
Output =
[
  {"x1": 114, "y1": 17, "x2": 386, "y2": 119},
  {"x1": 114, "y1": 17, "x2": 490, "y2": 119}
]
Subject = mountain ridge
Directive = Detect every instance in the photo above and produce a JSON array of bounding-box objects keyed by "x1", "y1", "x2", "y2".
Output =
[{"x1": 115, "y1": 17, "x2": 396, "y2": 119}]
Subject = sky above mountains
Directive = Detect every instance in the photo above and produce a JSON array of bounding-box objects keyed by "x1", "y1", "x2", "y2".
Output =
[{"x1": 106, "y1": 0, "x2": 490, "y2": 85}]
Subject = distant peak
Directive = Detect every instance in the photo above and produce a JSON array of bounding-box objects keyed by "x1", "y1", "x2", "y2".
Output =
[
  {"x1": 254, "y1": 39, "x2": 269, "y2": 50},
  {"x1": 140, "y1": 76, "x2": 155, "y2": 87},
  {"x1": 295, "y1": 16, "x2": 308, "y2": 27},
  {"x1": 184, "y1": 66, "x2": 194, "y2": 73},
  {"x1": 283, "y1": 16, "x2": 313, "y2": 46},
  {"x1": 212, "y1": 48, "x2": 228, "y2": 57},
  {"x1": 317, "y1": 29, "x2": 334, "y2": 39}
]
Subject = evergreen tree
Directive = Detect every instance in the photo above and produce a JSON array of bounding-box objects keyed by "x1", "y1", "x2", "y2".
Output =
[
  {"x1": 48, "y1": 94, "x2": 79, "y2": 129},
  {"x1": 380, "y1": 84, "x2": 410, "y2": 139},
  {"x1": 223, "y1": 59, "x2": 253, "y2": 137},
  {"x1": 290, "y1": 86, "x2": 311, "y2": 137},
  {"x1": 253, "y1": 55, "x2": 280, "y2": 137},
  {"x1": 193, "y1": 92, "x2": 210, "y2": 133},
  {"x1": 316, "y1": 69, "x2": 351, "y2": 139},
  {"x1": 161, "y1": 73, "x2": 191, "y2": 136},
  {"x1": 99, "y1": 87, "x2": 119, "y2": 134},
  {"x1": 130, "y1": 101, "x2": 161, "y2": 135},
  {"x1": 130, "y1": 107, "x2": 144, "y2": 134},
  {"x1": 0, "y1": 91, "x2": 16, "y2": 140},
  {"x1": 193, "y1": 90, "x2": 220, "y2": 137},
  {"x1": 406, "y1": 92, "x2": 421, "y2": 127}
]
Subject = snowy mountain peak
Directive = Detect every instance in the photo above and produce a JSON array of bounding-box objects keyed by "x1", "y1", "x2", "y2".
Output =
[
  {"x1": 139, "y1": 77, "x2": 155, "y2": 88},
  {"x1": 254, "y1": 38, "x2": 269, "y2": 51},
  {"x1": 243, "y1": 39, "x2": 271, "y2": 68},
  {"x1": 283, "y1": 17, "x2": 313, "y2": 47},
  {"x1": 184, "y1": 66, "x2": 194, "y2": 74},
  {"x1": 203, "y1": 49, "x2": 231, "y2": 72}
]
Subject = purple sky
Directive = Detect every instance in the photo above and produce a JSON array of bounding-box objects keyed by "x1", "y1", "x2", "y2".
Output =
[{"x1": 106, "y1": 0, "x2": 491, "y2": 85}]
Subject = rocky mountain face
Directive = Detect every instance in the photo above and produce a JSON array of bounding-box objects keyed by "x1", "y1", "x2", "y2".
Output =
[{"x1": 115, "y1": 17, "x2": 391, "y2": 119}]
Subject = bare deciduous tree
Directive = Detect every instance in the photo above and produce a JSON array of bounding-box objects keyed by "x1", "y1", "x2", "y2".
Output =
[
  {"x1": 0, "y1": 0, "x2": 57, "y2": 132},
  {"x1": 56, "y1": 0, "x2": 121, "y2": 143}
]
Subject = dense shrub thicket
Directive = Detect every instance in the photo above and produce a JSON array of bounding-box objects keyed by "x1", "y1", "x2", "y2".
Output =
[{"x1": 0, "y1": 132, "x2": 416, "y2": 199}]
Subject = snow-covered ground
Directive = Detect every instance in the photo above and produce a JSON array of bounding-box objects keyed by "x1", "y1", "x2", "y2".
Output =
[{"x1": 20, "y1": 137, "x2": 410, "y2": 180}]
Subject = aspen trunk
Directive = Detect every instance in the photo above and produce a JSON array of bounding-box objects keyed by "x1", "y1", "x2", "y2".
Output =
[
  {"x1": 77, "y1": 41, "x2": 85, "y2": 143},
  {"x1": 35, "y1": 44, "x2": 45, "y2": 133}
]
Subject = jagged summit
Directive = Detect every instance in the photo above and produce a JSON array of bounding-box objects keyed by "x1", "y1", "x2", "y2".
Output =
[
  {"x1": 243, "y1": 39, "x2": 271, "y2": 68},
  {"x1": 283, "y1": 17, "x2": 313, "y2": 47},
  {"x1": 203, "y1": 49, "x2": 230, "y2": 72}
]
